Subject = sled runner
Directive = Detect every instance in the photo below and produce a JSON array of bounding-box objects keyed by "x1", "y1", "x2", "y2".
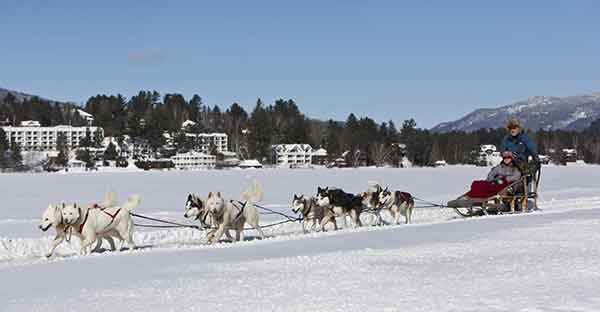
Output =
[{"x1": 447, "y1": 168, "x2": 541, "y2": 217}]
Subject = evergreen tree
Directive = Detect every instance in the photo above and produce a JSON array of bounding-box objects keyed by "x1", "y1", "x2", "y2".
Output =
[
  {"x1": 0, "y1": 128, "x2": 8, "y2": 168},
  {"x1": 324, "y1": 120, "x2": 343, "y2": 160},
  {"x1": 104, "y1": 142, "x2": 118, "y2": 161},
  {"x1": 9, "y1": 142, "x2": 23, "y2": 170},
  {"x1": 248, "y1": 99, "x2": 273, "y2": 162},
  {"x1": 226, "y1": 103, "x2": 248, "y2": 153},
  {"x1": 56, "y1": 133, "x2": 69, "y2": 167},
  {"x1": 76, "y1": 149, "x2": 93, "y2": 168}
]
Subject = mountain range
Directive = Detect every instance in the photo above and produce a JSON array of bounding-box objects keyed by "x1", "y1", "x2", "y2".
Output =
[
  {"x1": 4, "y1": 86, "x2": 600, "y2": 133},
  {"x1": 0, "y1": 87, "x2": 43, "y2": 102},
  {"x1": 432, "y1": 93, "x2": 600, "y2": 132}
]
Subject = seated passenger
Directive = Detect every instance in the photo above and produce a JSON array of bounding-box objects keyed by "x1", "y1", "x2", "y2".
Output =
[
  {"x1": 486, "y1": 151, "x2": 521, "y2": 185},
  {"x1": 467, "y1": 151, "x2": 521, "y2": 198}
]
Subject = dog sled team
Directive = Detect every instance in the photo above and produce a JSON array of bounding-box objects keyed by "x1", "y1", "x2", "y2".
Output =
[{"x1": 39, "y1": 179, "x2": 415, "y2": 258}]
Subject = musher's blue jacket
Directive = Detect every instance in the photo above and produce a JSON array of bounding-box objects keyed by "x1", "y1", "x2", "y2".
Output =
[{"x1": 500, "y1": 131, "x2": 538, "y2": 163}]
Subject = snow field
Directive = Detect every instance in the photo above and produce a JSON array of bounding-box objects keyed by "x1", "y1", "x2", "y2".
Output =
[{"x1": 1, "y1": 165, "x2": 600, "y2": 311}]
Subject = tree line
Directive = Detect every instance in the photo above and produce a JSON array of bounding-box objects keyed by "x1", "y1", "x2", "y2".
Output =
[{"x1": 2, "y1": 89, "x2": 600, "y2": 170}]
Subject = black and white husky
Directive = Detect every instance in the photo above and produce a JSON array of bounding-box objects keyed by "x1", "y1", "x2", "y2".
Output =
[
  {"x1": 316, "y1": 187, "x2": 363, "y2": 228},
  {"x1": 378, "y1": 188, "x2": 415, "y2": 224},
  {"x1": 291, "y1": 194, "x2": 337, "y2": 232},
  {"x1": 184, "y1": 193, "x2": 234, "y2": 240}
]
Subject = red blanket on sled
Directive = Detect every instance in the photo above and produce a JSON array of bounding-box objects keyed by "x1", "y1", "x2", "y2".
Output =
[{"x1": 467, "y1": 180, "x2": 507, "y2": 198}]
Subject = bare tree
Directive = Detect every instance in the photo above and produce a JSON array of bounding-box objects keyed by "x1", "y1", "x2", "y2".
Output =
[{"x1": 370, "y1": 143, "x2": 391, "y2": 167}]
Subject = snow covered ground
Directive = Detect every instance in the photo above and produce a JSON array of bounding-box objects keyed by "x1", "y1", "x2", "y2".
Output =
[{"x1": 1, "y1": 166, "x2": 599, "y2": 311}]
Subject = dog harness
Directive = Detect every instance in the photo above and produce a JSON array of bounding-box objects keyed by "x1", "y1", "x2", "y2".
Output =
[
  {"x1": 78, "y1": 210, "x2": 90, "y2": 234},
  {"x1": 230, "y1": 200, "x2": 247, "y2": 223},
  {"x1": 78, "y1": 205, "x2": 122, "y2": 233}
]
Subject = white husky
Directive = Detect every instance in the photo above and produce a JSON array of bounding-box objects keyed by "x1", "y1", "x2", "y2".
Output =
[
  {"x1": 183, "y1": 193, "x2": 234, "y2": 240},
  {"x1": 205, "y1": 181, "x2": 265, "y2": 244},
  {"x1": 61, "y1": 194, "x2": 140, "y2": 255},
  {"x1": 39, "y1": 192, "x2": 119, "y2": 257}
]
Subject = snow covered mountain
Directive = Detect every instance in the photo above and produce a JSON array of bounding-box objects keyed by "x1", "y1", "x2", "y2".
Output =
[
  {"x1": 0, "y1": 87, "x2": 41, "y2": 102},
  {"x1": 432, "y1": 93, "x2": 600, "y2": 132}
]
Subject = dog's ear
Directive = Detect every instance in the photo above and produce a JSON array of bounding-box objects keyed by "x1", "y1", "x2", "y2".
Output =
[
  {"x1": 299, "y1": 194, "x2": 304, "y2": 199},
  {"x1": 208, "y1": 192, "x2": 213, "y2": 198},
  {"x1": 293, "y1": 194, "x2": 298, "y2": 200},
  {"x1": 61, "y1": 203, "x2": 65, "y2": 209},
  {"x1": 217, "y1": 192, "x2": 221, "y2": 198}
]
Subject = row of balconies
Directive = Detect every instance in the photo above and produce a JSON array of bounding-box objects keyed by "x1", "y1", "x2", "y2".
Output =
[
  {"x1": 8, "y1": 131, "x2": 93, "y2": 136},
  {"x1": 175, "y1": 163, "x2": 215, "y2": 166},
  {"x1": 173, "y1": 157, "x2": 215, "y2": 161}
]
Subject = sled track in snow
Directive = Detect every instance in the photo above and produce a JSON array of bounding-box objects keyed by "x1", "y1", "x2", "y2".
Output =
[{"x1": 2, "y1": 196, "x2": 600, "y2": 267}]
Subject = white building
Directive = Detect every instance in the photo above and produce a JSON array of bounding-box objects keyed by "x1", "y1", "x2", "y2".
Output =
[
  {"x1": 2, "y1": 123, "x2": 104, "y2": 152},
  {"x1": 185, "y1": 133, "x2": 228, "y2": 154},
  {"x1": 76, "y1": 109, "x2": 94, "y2": 125},
  {"x1": 171, "y1": 151, "x2": 216, "y2": 170},
  {"x1": 272, "y1": 144, "x2": 314, "y2": 167},
  {"x1": 311, "y1": 148, "x2": 328, "y2": 165}
]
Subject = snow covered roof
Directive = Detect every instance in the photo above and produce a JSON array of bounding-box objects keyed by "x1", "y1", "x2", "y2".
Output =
[
  {"x1": 239, "y1": 159, "x2": 263, "y2": 168},
  {"x1": 312, "y1": 148, "x2": 328, "y2": 156},
  {"x1": 77, "y1": 109, "x2": 93, "y2": 118},
  {"x1": 434, "y1": 160, "x2": 447, "y2": 166},
  {"x1": 272, "y1": 144, "x2": 313, "y2": 153},
  {"x1": 181, "y1": 120, "x2": 197, "y2": 128},
  {"x1": 20, "y1": 120, "x2": 40, "y2": 127}
]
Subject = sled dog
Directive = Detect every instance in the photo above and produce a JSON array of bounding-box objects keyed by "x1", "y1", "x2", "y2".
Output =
[
  {"x1": 39, "y1": 192, "x2": 119, "y2": 257},
  {"x1": 316, "y1": 187, "x2": 363, "y2": 228},
  {"x1": 292, "y1": 194, "x2": 337, "y2": 232},
  {"x1": 360, "y1": 182, "x2": 388, "y2": 225},
  {"x1": 205, "y1": 181, "x2": 265, "y2": 244},
  {"x1": 61, "y1": 194, "x2": 139, "y2": 255},
  {"x1": 184, "y1": 193, "x2": 234, "y2": 240},
  {"x1": 378, "y1": 188, "x2": 415, "y2": 224}
]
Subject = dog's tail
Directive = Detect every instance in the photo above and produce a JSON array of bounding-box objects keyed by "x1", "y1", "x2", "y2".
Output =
[
  {"x1": 100, "y1": 190, "x2": 118, "y2": 207},
  {"x1": 121, "y1": 194, "x2": 141, "y2": 212},
  {"x1": 242, "y1": 180, "x2": 263, "y2": 204}
]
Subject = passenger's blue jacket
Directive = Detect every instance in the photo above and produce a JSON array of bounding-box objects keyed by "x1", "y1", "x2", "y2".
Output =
[{"x1": 500, "y1": 131, "x2": 538, "y2": 163}]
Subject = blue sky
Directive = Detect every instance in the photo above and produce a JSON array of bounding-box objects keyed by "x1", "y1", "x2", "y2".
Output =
[{"x1": 1, "y1": 0, "x2": 600, "y2": 127}]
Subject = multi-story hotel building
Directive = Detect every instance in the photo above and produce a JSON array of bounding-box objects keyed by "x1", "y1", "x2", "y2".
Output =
[
  {"x1": 185, "y1": 133, "x2": 228, "y2": 154},
  {"x1": 171, "y1": 151, "x2": 216, "y2": 169},
  {"x1": 271, "y1": 144, "x2": 314, "y2": 167},
  {"x1": 1, "y1": 121, "x2": 104, "y2": 151}
]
